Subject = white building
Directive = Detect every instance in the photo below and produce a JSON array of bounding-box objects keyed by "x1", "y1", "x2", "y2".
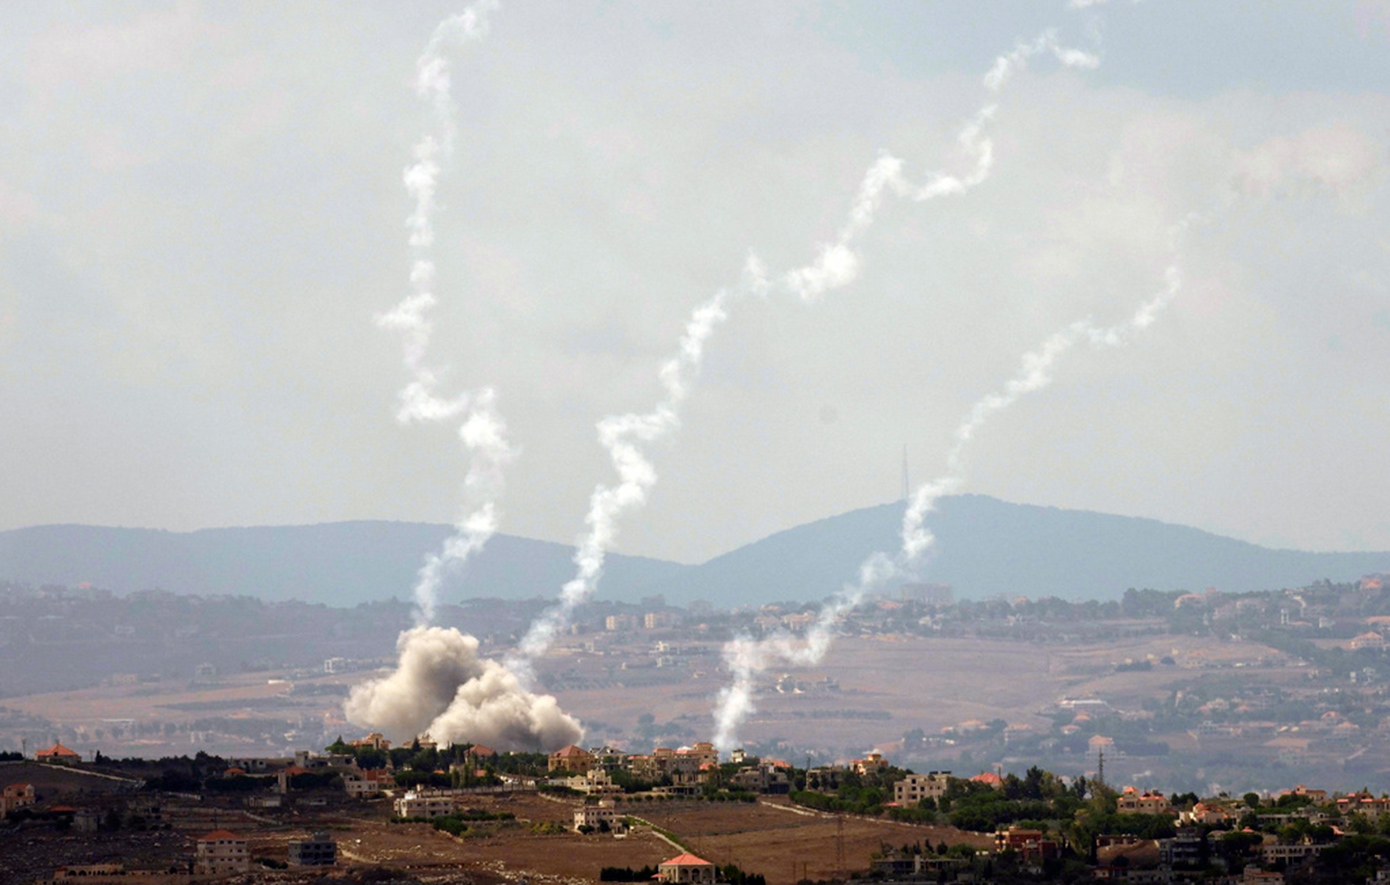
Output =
[
  {"x1": 195, "y1": 830, "x2": 249, "y2": 875},
  {"x1": 394, "y1": 790, "x2": 457, "y2": 819},
  {"x1": 573, "y1": 801, "x2": 618, "y2": 832}
]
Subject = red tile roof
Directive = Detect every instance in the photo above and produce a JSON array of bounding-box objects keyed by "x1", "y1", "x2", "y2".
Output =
[
  {"x1": 36, "y1": 743, "x2": 81, "y2": 759},
  {"x1": 662, "y1": 854, "x2": 713, "y2": 866},
  {"x1": 199, "y1": 830, "x2": 244, "y2": 842}
]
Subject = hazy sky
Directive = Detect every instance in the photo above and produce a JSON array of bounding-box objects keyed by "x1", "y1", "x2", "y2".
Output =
[{"x1": 3, "y1": 1, "x2": 1388, "y2": 564}]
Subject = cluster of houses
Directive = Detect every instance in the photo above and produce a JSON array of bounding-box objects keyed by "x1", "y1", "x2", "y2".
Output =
[{"x1": 544, "y1": 742, "x2": 791, "y2": 796}]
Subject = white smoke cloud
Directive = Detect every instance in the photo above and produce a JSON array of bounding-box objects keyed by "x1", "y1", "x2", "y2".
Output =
[
  {"x1": 345, "y1": 626, "x2": 583, "y2": 752},
  {"x1": 347, "y1": 4, "x2": 582, "y2": 754},
  {"x1": 711, "y1": 252, "x2": 1187, "y2": 754},
  {"x1": 508, "y1": 29, "x2": 1099, "y2": 675},
  {"x1": 374, "y1": 0, "x2": 514, "y2": 627}
]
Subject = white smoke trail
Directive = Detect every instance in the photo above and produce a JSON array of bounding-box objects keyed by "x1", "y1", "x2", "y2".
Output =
[
  {"x1": 506, "y1": 30, "x2": 1097, "y2": 675},
  {"x1": 348, "y1": 5, "x2": 587, "y2": 753},
  {"x1": 711, "y1": 251, "x2": 1186, "y2": 753},
  {"x1": 375, "y1": 0, "x2": 514, "y2": 627}
]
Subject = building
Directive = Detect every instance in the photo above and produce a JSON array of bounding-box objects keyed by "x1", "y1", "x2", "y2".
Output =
[
  {"x1": 344, "y1": 769, "x2": 394, "y2": 798},
  {"x1": 730, "y1": 762, "x2": 791, "y2": 794},
  {"x1": 194, "y1": 830, "x2": 249, "y2": 876},
  {"x1": 850, "y1": 751, "x2": 888, "y2": 775},
  {"x1": 351, "y1": 732, "x2": 391, "y2": 752},
  {"x1": 1159, "y1": 827, "x2": 1205, "y2": 866},
  {"x1": 2, "y1": 782, "x2": 36, "y2": 813},
  {"x1": 1261, "y1": 842, "x2": 1322, "y2": 864},
  {"x1": 1352, "y1": 632, "x2": 1386, "y2": 650},
  {"x1": 894, "y1": 772, "x2": 951, "y2": 805},
  {"x1": 288, "y1": 832, "x2": 336, "y2": 866},
  {"x1": 657, "y1": 853, "x2": 716, "y2": 884},
  {"x1": 35, "y1": 743, "x2": 82, "y2": 765},
  {"x1": 394, "y1": 790, "x2": 457, "y2": 819},
  {"x1": 573, "y1": 801, "x2": 618, "y2": 832},
  {"x1": 995, "y1": 826, "x2": 1060, "y2": 863},
  {"x1": 1117, "y1": 787, "x2": 1172, "y2": 815},
  {"x1": 1182, "y1": 802, "x2": 1235, "y2": 826},
  {"x1": 567, "y1": 768, "x2": 622, "y2": 795},
  {"x1": 605, "y1": 614, "x2": 639, "y2": 632},
  {"x1": 549, "y1": 744, "x2": 596, "y2": 773}
]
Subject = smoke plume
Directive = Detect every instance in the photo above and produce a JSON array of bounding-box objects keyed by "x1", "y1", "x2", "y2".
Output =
[
  {"x1": 345, "y1": 626, "x2": 583, "y2": 752},
  {"x1": 508, "y1": 30, "x2": 1097, "y2": 675},
  {"x1": 374, "y1": 0, "x2": 514, "y2": 627},
  {"x1": 710, "y1": 258, "x2": 1185, "y2": 753},
  {"x1": 348, "y1": 4, "x2": 583, "y2": 754}
]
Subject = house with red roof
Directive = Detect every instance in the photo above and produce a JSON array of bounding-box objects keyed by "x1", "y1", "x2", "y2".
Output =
[
  {"x1": 971, "y1": 771, "x2": 1004, "y2": 790},
  {"x1": 548, "y1": 744, "x2": 595, "y2": 773},
  {"x1": 35, "y1": 743, "x2": 81, "y2": 765},
  {"x1": 195, "y1": 830, "x2": 249, "y2": 875},
  {"x1": 658, "y1": 853, "x2": 715, "y2": 884}
]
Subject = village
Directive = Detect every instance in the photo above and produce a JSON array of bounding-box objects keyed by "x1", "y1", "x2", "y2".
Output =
[
  {"x1": 10, "y1": 576, "x2": 1390, "y2": 796},
  {"x1": 7, "y1": 731, "x2": 1390, "y2": 885}
]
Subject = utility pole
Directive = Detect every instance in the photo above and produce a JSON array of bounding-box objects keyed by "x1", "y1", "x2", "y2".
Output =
[{"x1": 836, "y1": 814, "x2": 845, "y2": 880}]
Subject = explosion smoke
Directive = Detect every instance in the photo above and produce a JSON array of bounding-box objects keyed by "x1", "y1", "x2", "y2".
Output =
[
  {"x1": 345, "y1": 626, "x2": 583, "y2": 751},
  {"x1": 349, "y1": 4, "x2": 582, "y2": 754},
  {"x1": 374, "y1": 0, "x2": 514, "y2": 627},
  {"x1": 711, "y1": 258, "x2": 1185, "y2": 753},
  {"x1": 507, "y1": 30, "x2": 1097, "y2": 675}
]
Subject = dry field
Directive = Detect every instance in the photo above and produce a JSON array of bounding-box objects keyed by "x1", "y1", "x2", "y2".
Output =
[
  {"x1": 555, "y1": 633, "x2": 1297, "y2": 751},
  {"x1": 4, "y1": 632, "x2": 1300, "y2": 758},
  {"x1": 319, "y1": 793, "x2": 988, "y2": 885}
]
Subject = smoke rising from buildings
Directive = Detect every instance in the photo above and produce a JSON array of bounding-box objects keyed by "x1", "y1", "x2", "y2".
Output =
[
  {"x1": 348, "y1": 4, "x2": 582, "y2": 754},
  {"x1": 506, "y1": 30, "x2": 1097, "y2": 675},
  {"x1": 374, "y1": 0, "x2": 513, "y2": 627},
  {"x1": 345, "y1": 626, "x2": 583, "y2": 751}
]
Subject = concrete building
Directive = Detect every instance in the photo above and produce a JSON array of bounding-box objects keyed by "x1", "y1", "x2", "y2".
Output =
[
  {"x1": 2, "y1": 782, "x2": 36, "y2": 813},
  {"x1": 394, "y1": 790, "x2": 457, "y2": 819},
  {"x1": 288, "y1": 832, "x2": 336, "y2": 866},
  {"x1": 573, "y1": 801, "x2": 618, "y2": 832},
  {"x1": 344, "y1": 769, "x2": 394, "y2": 798},
  {"x1": 194, "y1": 830, "x2": 249, "y2": 876},
  {"x1": 893, "y1": 772, "x2": 951, "y2": 805}
]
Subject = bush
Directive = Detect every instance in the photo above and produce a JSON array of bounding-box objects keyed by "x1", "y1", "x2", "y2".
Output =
[{"x1": 600, "y1": 866, "x2": 657, "y2": 881}]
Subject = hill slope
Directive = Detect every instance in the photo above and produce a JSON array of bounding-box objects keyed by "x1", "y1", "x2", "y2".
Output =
[
  {"x1": 3, "y1": 497, "x2": 1389, "y2": 606},
  {"x1": 674, "y1": 495, "x2": 1390, "y2": 606},
  {"x1": 0, "y1": 521, "x2": 687, "y2": 607}
]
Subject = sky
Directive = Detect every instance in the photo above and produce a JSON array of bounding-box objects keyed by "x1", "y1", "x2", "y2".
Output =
[{"x1": 2, "y1": 1, "x2": 1389, "y2": 565}]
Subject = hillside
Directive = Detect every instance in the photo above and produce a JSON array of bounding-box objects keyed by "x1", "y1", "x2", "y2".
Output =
[
  {"x1": 4, "y1": 496, "x2": 1389, "y2": 606},
  {"x1": 674, "y1": 495, "x2": 1390, "y2": 606},
  {"x1": 0, "y1": 521, "x2": 686, "y2": 607}
]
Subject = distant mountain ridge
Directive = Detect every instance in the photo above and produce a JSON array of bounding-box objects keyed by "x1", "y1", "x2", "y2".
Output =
[
  {"x1": 3, "y1": 496, "x2": 1389, "y2": 607},
  {"x1": 0, "y1": 522, "x2": 685, "y2": 608}
]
